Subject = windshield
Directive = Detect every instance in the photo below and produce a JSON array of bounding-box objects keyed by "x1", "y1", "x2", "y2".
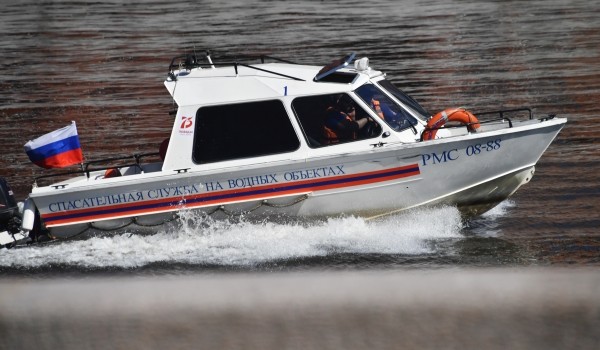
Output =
[
  {"x1": 376, "y1": 80, "x2": 430, "y2": 119},
  {"x1": 355, "y1": 84, "x2": 419, "y2": 132}
]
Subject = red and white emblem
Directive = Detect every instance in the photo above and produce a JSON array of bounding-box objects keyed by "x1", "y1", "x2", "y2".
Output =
[{"x1": 180, "y1": 116, "x2": 193, "y2": 129}]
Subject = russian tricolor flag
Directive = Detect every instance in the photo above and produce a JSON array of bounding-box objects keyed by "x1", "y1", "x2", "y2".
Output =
[{"x1": 24, "y1": 121, "x2": 84, "y2": 169}]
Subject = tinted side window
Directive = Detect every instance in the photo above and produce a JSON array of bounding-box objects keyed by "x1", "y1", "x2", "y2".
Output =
[
  {"x1": 193, "y1": 100, "x2": 299, "y2": 164},
  {"x1": 292, "y1": 93, "x2": 381, "y2": 148}
]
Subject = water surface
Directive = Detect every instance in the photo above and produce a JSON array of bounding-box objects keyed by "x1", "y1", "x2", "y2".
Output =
[{"x1": 1, "y1": 0, "x2": 599, "y2": 273}]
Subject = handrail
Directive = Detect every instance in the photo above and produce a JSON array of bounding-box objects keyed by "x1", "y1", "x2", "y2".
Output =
[
  {"x1": 35, "y1": 169, "x2": 86, "y2": 183},
  {"x1": 34, "y1": 152, "x2": 162, "y2": 183},
  {"x1": 475, "y1": 107, "x2": 533, "y2": 120},
  {"x1": 83, "y1": 152, "x2": 160, "y2": 177},
  {"x1": 234, "y1": 63, "x2": 305, "y2": 81},
  {"x1": 420, "y1": 117, "x2": 514, "y2": 133},
  {"x1": 419, "y1": 107, "x2": 540, "y2": 141},
  {"x1": 168, "y1": 52, "x2": 298, "y2": 70},
  {"x1": 167, "y1": 53, "x2": 304, "y2": 82},
  {"x1": 87, "y1": 163, "x2": 143, "y2": 176},
  {"x1": 259, "y1": 55, "x2": 297, "y2": 64}
]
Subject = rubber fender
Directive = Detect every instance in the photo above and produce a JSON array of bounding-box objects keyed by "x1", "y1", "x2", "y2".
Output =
[{"x1": 21, "y1": 198, "x2": 37, "y2": 231}]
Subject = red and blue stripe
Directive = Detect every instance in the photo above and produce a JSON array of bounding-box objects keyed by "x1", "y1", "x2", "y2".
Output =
[{"x1": 41, "y1": 164, "x2": 420, "y2": 227}]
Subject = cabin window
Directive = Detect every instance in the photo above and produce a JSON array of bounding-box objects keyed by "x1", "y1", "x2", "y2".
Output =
[
  {"x1": 315, "y1": 72, "x2": 358, "y2": 84},
  {"x1": 192, "y1": 100, "x2": 300, "y2": 164},
  {"x1": 376, "y1": 80, "x2": 430, "y2": 119},
  {"x1": 355, "y1": 84, "x2": 419, "y2": 132},
  {"x1": 292, "y1": 93, "x2": 381, "y2": 148}
]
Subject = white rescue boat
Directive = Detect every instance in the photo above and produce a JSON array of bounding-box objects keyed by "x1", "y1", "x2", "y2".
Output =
[{"x1": 7, "y1": 52, "x2": 566, "y2": 244}]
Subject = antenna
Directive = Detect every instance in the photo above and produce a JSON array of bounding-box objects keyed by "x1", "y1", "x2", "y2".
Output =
[{"x1": 206, "y1": 50, "x2": 215, "y2": 69}]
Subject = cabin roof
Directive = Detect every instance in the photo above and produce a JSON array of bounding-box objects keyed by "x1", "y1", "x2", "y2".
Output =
[{"x1": 164, "y1": 62, "x2": 383, "y2": 107}]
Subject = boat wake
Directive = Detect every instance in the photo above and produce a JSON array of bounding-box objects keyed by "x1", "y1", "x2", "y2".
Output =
[
  {"x1": 0, "y1": 206, "x2": 467, "y2": 269},
  {"x1": 465, "y1": 200, "x2": 517, "y2": 238},
  {"x1": 482, "y1": 200, "x2": 516, "y2": 219}
]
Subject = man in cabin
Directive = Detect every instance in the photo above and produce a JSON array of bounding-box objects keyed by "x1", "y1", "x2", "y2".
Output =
[{"x1": 323, "y1": 95, "x2": 370, "y2": 144}]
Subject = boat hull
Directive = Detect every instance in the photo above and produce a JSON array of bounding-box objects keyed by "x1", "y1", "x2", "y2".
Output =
[{"x1": 29, "y1": 118, "x2": 565, "y2": 239}]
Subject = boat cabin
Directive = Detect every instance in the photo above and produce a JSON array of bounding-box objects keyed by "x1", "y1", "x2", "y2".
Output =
[{"x1": 160, "y1": 53, "x2": 430, "y2": 173}]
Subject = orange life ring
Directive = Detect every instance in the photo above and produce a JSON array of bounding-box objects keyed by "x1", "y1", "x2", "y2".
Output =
[{"x1": 421, "y1": 107, "x2": 481, "y2": 140}]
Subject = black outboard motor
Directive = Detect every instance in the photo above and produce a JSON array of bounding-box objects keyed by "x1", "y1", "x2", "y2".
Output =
[
  {"x1": 0, "y1": 177, "x2": 20, "y2": 231},
  {"x1": 0, "y1": 177, "x2": 23, "y2": 247}
]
